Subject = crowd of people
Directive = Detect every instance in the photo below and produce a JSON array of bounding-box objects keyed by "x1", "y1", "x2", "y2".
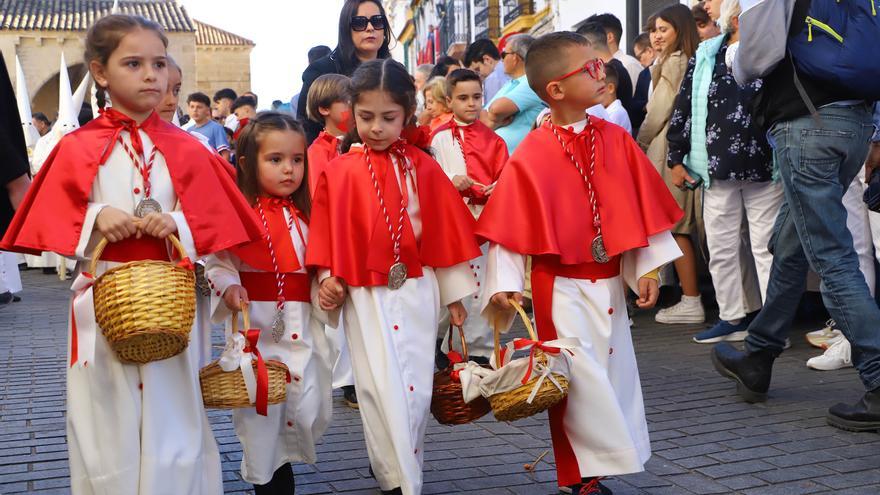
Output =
[{"x1": 0, "y1": 0, "x2": 879, "y2": 494}]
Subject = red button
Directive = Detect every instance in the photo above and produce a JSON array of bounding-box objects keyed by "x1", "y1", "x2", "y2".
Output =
[
  {"x1": 476, "y1": 266, "x2": 480, "y2": 269},
  {"x1": 609, "y1": 348, "x2": 614, "y2": 355},
  {"x1": 393, "y1": 325, "x2": 399, "y2": 330},
  {"x1": 409, "y1": 385, "x2": 414, "y2": 392},
  {"x1": 287, "y1": 421, "x2": 293, "y2": 427},
  {"x1": 608, "y1": 308, "x2": 614, "y2": 315},
  {"x1": 133, "y1": 187, "x2": 141, "y2": 194},
  {"x1": 469, "y1": 264, "x2": 474, "y2": 269},
  {"x1": 293, "y1": 376, "x2": 300, "y2": 382},
  {"x1": 414, "y1": 448, "x2": 419, "y2": 454},
  {"x1": 291, "y1": 333, "x2": 298, "y2": 340},
  {"x1": 473, "y1": 273, "x2": 478, "y2": 277},
  {"x1": 476, "y1": 282, "x2": 481, "y2": 287},
  {"x1": 590, "y1": 279, "x2": 596, "y2": 283},
  {"x1": 138, "y1": 383, "x2": 143, "y2": 390},
  {"x1": 215, "y1": 291, "x2": 221, "y2": 296},
  {"x1": 474, "y1": 295, "x2": 479, "y2": 299}
]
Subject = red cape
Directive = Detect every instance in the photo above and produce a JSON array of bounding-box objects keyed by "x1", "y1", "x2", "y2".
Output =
[
  {"x1": 305, "y1": 143, "x2": 481, "y2": 287},
  {"x1": 1, "y1": 110, "x2": 263, "y2": 258},
  {"x1": 431, "y1": 120, "x2": 509, "y2": 202},
  {"x1": 307, "y1": 131, "x2": 340, "y2": 196},
  {"x1": 476, "y1": 118, "x2": 682, "y2": 264},
  {"x1": 228, "y1": 197, "x2": 307, "y2": 272}
]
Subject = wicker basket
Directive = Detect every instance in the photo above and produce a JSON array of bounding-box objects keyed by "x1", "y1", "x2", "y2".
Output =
[
  {"x1": 487, "y1": 299, "x2": 569, "y2": 422},
  {"x1": 91, "y1": 234, "x2": 195, "y2": 364},
  {"x1": 200, "y1": 305, "x2": 289, "y2": 410},
  {"x1": 431, "y1": 325, "x2": 492, "y2": 425}
]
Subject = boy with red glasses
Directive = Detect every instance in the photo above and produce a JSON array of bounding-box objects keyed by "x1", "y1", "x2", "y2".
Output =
[{"x1": 477, "y1": 32, "x2": 683, "y2": 495}]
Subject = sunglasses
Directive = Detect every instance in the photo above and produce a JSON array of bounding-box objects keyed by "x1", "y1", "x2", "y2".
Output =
[
  {"x1": 552, "y1": 58, "x2": 605, "y2": 83},
  {"x1": 500, "y1": 51, "x2": 516, "y2": 59},
  {"x1": 350, "y1": 15, "x2": 387, "y2": 32}
]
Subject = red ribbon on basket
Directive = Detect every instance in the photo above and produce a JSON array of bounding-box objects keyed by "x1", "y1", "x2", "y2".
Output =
[
  {"x1": 242, "y1": 329, "x2": 270, "y2": 416},
  {"x1": 69, "y1": 272, "x2": 95, "y2": 368},
  {"x1": 177, "y1": 257, "x2": 195, "y2": 271},
  {"x1": 511, "y1": 339, "x2": 572, "y2": 384}
]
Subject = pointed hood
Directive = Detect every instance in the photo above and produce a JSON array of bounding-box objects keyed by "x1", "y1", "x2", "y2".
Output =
[
  {"x1": 55, "y1": 53, "x2": 79, "y2": 135},
  {"x1": 15, "y1": 55, "x2": 41, "y2": 148},
  {"x1": 72, "y1": 72, "x2": 92, "y2": 119}
]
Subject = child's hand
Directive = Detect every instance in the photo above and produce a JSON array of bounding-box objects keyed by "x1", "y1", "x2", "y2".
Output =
[
  {"x1": 482, "y1": 182, "x2": 497, "y2": 196},
  {"x1": 137, "y1": 212, "x2": 178, "y2": 239},
  {"x1": 452, "y1": 175, "x2": 475, "y2": 192},
  {"x1": 636, "y1": 277, "x2": 659, "y2": 309},
  {"x1": 319, "y1": 276, "x2": 347, "y2": 311},
  {"x1": 95, "y1": 206, "x2": 139, "y2": 243},
  {"x1": 223, "y1": 284, "x2": 249, "y2": 312},
  {"x1": 447, "y1": 301, "x2": 468, "y2": 327},
  {"x1": 490, "y1": 291, "x2": 523, "y2": 312}
]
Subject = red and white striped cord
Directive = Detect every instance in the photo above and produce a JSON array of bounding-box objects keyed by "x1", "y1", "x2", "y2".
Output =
[
  {"x1": 549, "y1": 116, "x2": 603, "y2": 234},
  {"x1": 118, "y1": 136, "x2": 158, "y2": 198},
  {"x1": 363, "y1": 146, "x2": 408, "y2": 263},
  {"x1": 256, "y1": 202, "x2": 287, "y2": 312}
]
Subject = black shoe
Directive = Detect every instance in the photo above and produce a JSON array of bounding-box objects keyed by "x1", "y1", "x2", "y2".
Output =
[
  {"x1": 42, "y1": 267, "x2": 56, "y2": 275},
  {"x1": 711, "y1": 342, "x2": 775, "y2": 403},
  {"x1": 827, "y1": 388, "x2": 880, "y2": 432},
  {"x1": 570, "y1": 478, "x2": 612, "y2": 495},
  {"x1": 18, "y1": 263, "x2": 30, "y2": 271},
  {"x1": 380, "y1": 489, "x2": 402, "y2": 495},
  {"x1": 12, "y1": 295, "x2": 20, "y2": 302},
  {"x1": 0, "y1": 292, "x2": 12, "y2": 305},
  {"x1": 343, "y1": 385, "x2": 358, "y2": 409}
]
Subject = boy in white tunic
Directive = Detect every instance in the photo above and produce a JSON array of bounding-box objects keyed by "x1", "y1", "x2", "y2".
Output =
[
  {"x1": 478, "y1": 33, "x2": 683, "y2": 495},
  {"x1": 1, "y1": 15, "x2": 263, "y2": 494},
  {"x1": 207, "y1": 113, "x2": 332, "y2": 493},
  {"x1": 430, "y1": 68, "x2": 509, "y2": 362},
  {"x1": 307, "y1": 59, "x2": 480, "y2": 495}
]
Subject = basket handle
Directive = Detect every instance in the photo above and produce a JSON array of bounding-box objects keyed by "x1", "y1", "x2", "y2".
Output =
[
  {"x1": 89, "y1": 232, "x2": 188, "y2": 275},
  {"x1": 231, "y1": 302, "x2": 251, "y2": 334},
  {"x1": 446, "y1": 324, "x2": 469, "y2": 363},
  {"x1": 493, "y1": 298, "x2": 537, "y2": 366}
]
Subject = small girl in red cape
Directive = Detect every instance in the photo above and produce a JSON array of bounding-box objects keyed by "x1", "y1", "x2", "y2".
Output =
[
  {"x1": 305, "y1": 58, "x2": 480, "y2": 495},
  {"x1": 1, "y1": 14, "x2": 262, "y2": 494},
  {"x1": 479, "y1": 33, "x2": 684, "y2": 495},
  {"x1": 206, "y1": 113, "x2": 332, "y2": 494}
]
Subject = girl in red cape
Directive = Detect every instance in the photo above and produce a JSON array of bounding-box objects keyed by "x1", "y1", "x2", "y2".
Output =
[
  {"x1": 305, "y1": 59, "x2": 480, "y2": 495},
  {"x1": 1, "y1": 15, "x2": 262, "y2": 494}
]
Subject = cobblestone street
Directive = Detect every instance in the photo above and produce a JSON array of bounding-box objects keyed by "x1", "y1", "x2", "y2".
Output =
[{"x1": 2, "y1": 270, "x2": 880, "y2": 494}]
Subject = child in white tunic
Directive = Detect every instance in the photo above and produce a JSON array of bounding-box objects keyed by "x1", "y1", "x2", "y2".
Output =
[
  {"x1": 306, "y1": 59, "x2": 481, "y2": 495},
  {"x1": 206, "y1": 113, "x2": 332, "y2": 493},
  {"x1": 0, "y1": 15, "x2": 264, "y2": 494}
]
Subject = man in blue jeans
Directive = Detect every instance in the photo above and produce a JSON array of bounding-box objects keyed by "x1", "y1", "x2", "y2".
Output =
[{"x1": 711, "y1": 0, "x2": 880, "y2": 432}]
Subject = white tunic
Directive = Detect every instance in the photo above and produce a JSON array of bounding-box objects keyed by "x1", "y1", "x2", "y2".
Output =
[
  {"x1": 26, "y1": 133, "x2": 75, "y2": 271},
  {"x1": 68, "y1": 129, "x2": 223, "y2": 494},
  {"x1": 321, "y1": 152, "x2": 476, "y2": 494},
  {"x1": 431, "y1": 122, "x2": 496, "y2": 358},
  {"x1": 480, "y1": 158, "x2": 682, "y2": 482}
]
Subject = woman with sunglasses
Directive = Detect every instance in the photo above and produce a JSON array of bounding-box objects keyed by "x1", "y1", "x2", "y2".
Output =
[{"x1": 297, "y1": 0, "x2": 392, "y2": 143}]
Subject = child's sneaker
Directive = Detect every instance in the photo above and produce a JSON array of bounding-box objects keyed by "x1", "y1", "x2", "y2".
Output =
[
  {"x1": 806, "y1": 336, "x2": 852, "y2": 371},
  {"x1": 693, "y1": 320, "x2": 749, "y2": 344},
  {"x1": 654, "y1": 295, "x2": 705, "y2": 324},
  {"x1": 805, "y1": 319, "x2": 842, "y2": 349}
]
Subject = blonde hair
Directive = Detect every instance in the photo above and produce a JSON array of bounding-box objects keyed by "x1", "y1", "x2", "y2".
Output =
[
  {"x1": 718, "y1": 0, "x2": 742, "y2": 34},
  {"x1": 424, "y1": 76, "x2": 449, "y2": 109},
  {"x1": 306, "y1": 73, "x2": 351, "y2": 124}
]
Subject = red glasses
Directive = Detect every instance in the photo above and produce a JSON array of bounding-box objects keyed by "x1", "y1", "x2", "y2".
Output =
[{"x1": 552, "y1": 58, "x2": 606, "y2": 83}]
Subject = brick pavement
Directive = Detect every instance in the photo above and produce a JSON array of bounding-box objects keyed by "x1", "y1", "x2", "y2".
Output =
[{"x1": 2, "y1": 269, "x2": 880, "y2": 494}]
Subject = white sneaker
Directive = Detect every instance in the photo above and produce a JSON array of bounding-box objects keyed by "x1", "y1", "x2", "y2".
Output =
[
  {"x1": 806, "y1": 336, "x2": 852, "y2": 371},
  {"x1": 655, "y1": 297, "x2": 705, "y2": 324},
  {"x1": 805, "y1": 319, "x2": 842, "y2": 349}
]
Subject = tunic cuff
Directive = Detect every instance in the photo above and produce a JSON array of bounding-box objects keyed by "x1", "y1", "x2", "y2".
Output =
[
  {"x1": 621, "y1": 231, "x2": 682, "y2": 293},
  {"x1": 168, "y1": 210, "x2": 196, "y2": 259},
  {"x1": 75, "y1": 203, "x2": 108, "y2": 261},
  {"x1": 435, "y1": 261, "x2": 477, "y2": 307},
  {"x1": 205, "y1": 252, "x2": 241, "y2": 324},
  {"x1": 480, "y1": 243, "x2": 525, "y2": 333}
]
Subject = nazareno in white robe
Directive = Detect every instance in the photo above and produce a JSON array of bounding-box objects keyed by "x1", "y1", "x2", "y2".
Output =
[
  {"x1": 320, "y1": 154, "x2": 477, "y2": 495},
  {"x1": 68, "y1": 129, "x2": 223, "y2": 494},
  {"x1": 431, "y1": 122, "x2": 496, "y2": 359},
  {"x1": 481, "y1": 231, "x2": 681, "y2": 480},
  {"x1": 206, "y1": 210, "x2": 333, "y2": 484}
]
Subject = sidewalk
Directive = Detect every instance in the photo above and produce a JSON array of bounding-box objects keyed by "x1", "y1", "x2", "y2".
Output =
[{"x1": 2, "y1": 270, "x2": 879, "y2": 494}]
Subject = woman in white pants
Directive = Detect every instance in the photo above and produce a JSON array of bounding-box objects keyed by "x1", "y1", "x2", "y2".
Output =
[{"x1": 666, "y1": 0, "x2": 783, "y2": 342}]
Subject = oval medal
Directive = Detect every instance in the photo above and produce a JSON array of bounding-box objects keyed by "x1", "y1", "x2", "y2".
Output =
[
  {"x1": 591, "y1": 235, "x2": 610, "y2": 264},
  {"x1": 271, "y1": 310, "x2": 285, "y2": 343},
  {"x1": 135, "y1": 198, "x2": 163, "y2": 218},
  {"x1": 388, "y1": 262, "x2": 408, "y2": 290}
]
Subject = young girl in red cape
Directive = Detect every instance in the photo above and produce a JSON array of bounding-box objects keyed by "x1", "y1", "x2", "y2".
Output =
[
  {"x1": 206, "y1": 113, "x2": 332, "y2": 494},
  {"x1": 1, "y1": 15, "x2": 262, "y2": 494},
  {"x1": 305, "y1": 58, "x2": 480, "y2": 495}
]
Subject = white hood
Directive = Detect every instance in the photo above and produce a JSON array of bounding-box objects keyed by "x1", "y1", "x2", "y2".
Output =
[{"x1": 15, "y1": 55, "x2": 41, "y2": 149}]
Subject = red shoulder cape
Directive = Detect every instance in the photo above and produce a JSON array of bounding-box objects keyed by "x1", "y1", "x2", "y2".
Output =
[
  {"x1": 1, "y1": 111, "x2": 263, "y2": 257},
  {"x1": 228, "y1": 197, "x2": 308, "y2": 272},
  {"x1": 305, "y1": 143, "x2": 481, "y2": 287},
  {"x1": 307, "y1": 131, "x2": 340, "y2": 196},
  {"x1": 476, "y1": 119, "x2": 682, "y2": 264},
  {"x1": 432, "y1": 120, "x2": 509, "y2": 202}
]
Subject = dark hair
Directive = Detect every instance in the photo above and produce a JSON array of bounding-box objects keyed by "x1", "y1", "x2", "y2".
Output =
[
  {"x1": 603, "y1": 63, "x2": 619, "y2": 94},
  {"x1": 633, "y1": 32, "x2": 651, "y2": 51},
  {"x1": 85, "y1": 14, "x2": 168, "y2": 108},
  {"x1": 464, "y1": 39, "x2": 501, "y2": 66},
  {"x1": 692, "y1": 4, "x2": 712, "y2": 25},
  {"x1": 213, "y1": 88, "x2": 238, "y2": 103},
  {"x1": 428, "y1": 56, "x2": 463, "y2": 80},
  {"x1": 657, "y1": 4, "x2": 700, "y2": 60},
  {"x1": 307, "y1": 73, "x2": 351, "y2": 123},
  {"x1": 644, "y1": 14, "x2": 658, "y2": 33},
  {"x1": 236, "y1": 112, "x2": 311, "y2": 215},
  {"x1": 231, "y1": 96, "x2": 257, "y2": 113},
  {"x1": 187, "y1": 92, "x2": 211, "y2": 107},
  {"x1": 526, "y1": 31, "x2": 590, "y2": 100},
  {"x1": 341, "y1": 58, "x2": 416, "y2": 153},
  {"x1": 308, "y1": 45, "x2": 332, "y2": 64},
  {"x1": 32, "y1": 112, "x2": 50, "y2": 125},
  {"x1": 242, "y1": 91, "x2": 258, "y2": 105},
  {"x1": 586, "y1": 13, "x2": 623, "y2": 46},
  {"x1": 336, "y1": 0, "x2": 392, "y2": 75},
  {"x1": 446, "y1": 68, "x2": 481, "y2": 94},
  {"x1": 576, "y1": 22, "x2": 610, "y2": 51}
]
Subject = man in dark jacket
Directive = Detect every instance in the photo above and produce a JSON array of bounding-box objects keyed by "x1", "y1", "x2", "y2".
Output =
[{"x1": 711, "y1": 0, "x2": 880, "y2": 432}]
